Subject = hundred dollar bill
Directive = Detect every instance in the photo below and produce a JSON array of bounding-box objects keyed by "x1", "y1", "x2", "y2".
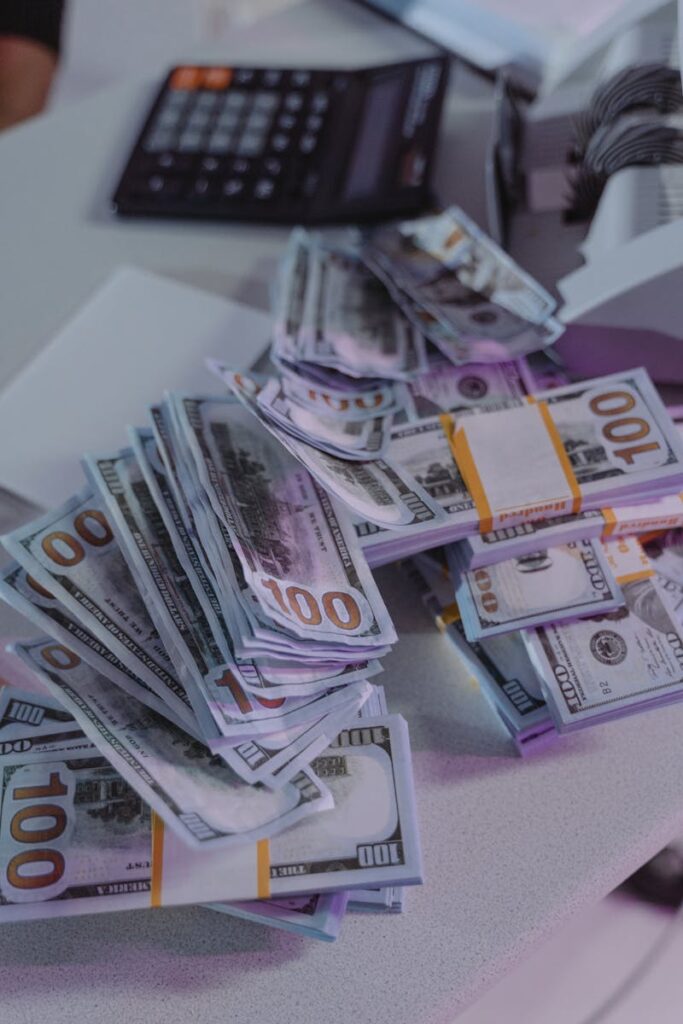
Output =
[
  {"x1": 402, "y1": 357, "x2": 527, "y2": 421},
  {"x1": 273, "y1": 228, "x2": 311, "y2": 360},
  {"x1": 524, "y1": 543, "x2": 683, "y2": 729},
  {"x1": 279, "y1": 367, "x2": 400, "y2": 421},
  {"x1": 84, "y1": 441, "x2": 372, "y2": 785},
  {"x1": 300, "y1": 242, "x2": 428, "y2": 381},
  {"x1": 447, "y1": 538, "x2": 623, "y2": 641},
  {"x1": 84, "y1": 445, "x2": 239, "y2": 740},
  {"x1": 1, "y1": 488, "x2": 194, "y2": 728},
  {"x1": 16, "y1": 636, "x2": 332, "y2": 848},
  {"x1": 0, "y1": 561, "x2": 199, "y2": 736},
  {"x1": 211, "y1": 351, "x2": 402, "y2": 423},
  {"x1": 370, "y1": 369, "x2": 683, "y2": 552},
  {"x1": 224, "y1": 369, "x2": 445, "y2": 531},
  {"x1": 172, "y1": 393, "x2": 397, "y2": 648},
  {"x1": 207, "y1": 891, "x2": 349, "y2": 941},
  {"x1": 458, "y1": 511, "x2": 606, "y2": 568},
  {"x1": 149, "y1": 405, "x2": 321, "y2": 669},
  {"x1": 0, "y1": 680, "x2": 86, "y2": 757},
  {"x1": 643, "y1": 532, "x2": 683, "y2": 626},
  {"x1": 131, "y1": 426, "x2": 381, "y2": 702},
  {"x1": 458, "y1": 493, "x2": 683, "y2": 570},
  {"x1": 255, "y1": 376, "x2": 392, "y2": 461},
  {"x1": 644, "y1": 531, "x2": 683, "y2": 590},
  {"x1": 469, "y1": 369, "x2": 683, "y2": 516},
  {"x1": 363, "y1": 206, "x2": 563, "y2": 362},
  {"x1": 0, "y1": 713, "x2": 421, "y2": 920}
]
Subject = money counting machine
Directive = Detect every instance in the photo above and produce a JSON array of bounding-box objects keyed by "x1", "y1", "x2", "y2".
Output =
[{"x1": 477, "y1": 0, "x2": 683, "y2": 381}]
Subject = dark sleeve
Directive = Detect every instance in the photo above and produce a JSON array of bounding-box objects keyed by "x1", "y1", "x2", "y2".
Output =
[{"x1": 0, "y1": 0, "x2": 65, "y2": 54}]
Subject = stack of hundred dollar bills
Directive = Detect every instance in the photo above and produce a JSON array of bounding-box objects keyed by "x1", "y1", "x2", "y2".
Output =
[
  {"x1": 3, "y1": 206, "x2": 683, "y2": 938},
  {"x1": 0, "y1": 400, "x2": 419, "y2": 936}
]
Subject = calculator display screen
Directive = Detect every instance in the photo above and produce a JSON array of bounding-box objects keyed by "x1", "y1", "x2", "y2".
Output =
[{"x1": 342, "y1": 73, "x2": 404, "y2": 201}]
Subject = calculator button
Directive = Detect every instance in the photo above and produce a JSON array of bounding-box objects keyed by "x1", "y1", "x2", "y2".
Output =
[
  {"x1": 332, "y1": 74, "x2": 351, "y2": 92},
  {"x1": 178, "y1": 130, "x2": 205, "y2": 151},
  {"x1": 188, "y1": 176, "x2": 217, "y2": 198},
  {"x1": 170, "y1": 67, "x2": 201, "y2": 90},
  {"x1": 263, "y1": 70, "x2": 283, "y2": 87},
  {"x1": 263, "y1": 157, "x2": 282, "y2": 176},
  {"x1": 236, "y1": 132, "x2": 266, "y2": 156},
  {"x1": 253, "y1": 91, "x2": 279, "y2": 112},
  {"x1": 223, "y1": 90, "x2": 247, "y2": 110},
  {"x1": 299, "y1": 133, "x2": 317, "y2": 154},
  {"x1": 222, "y1": 178, "x2": 245, "y2": 198},
  {"x1": 162, "y1": 90, "x2": 190, "y2": 110},
  {"x1": 200, "y1": 155, "x2": 222, "y2": 173},
  {"x1": 245, "y1": 112, "x2": 272, "y2": 134},
  {"x1": 291, "y1": 70, "x2": 311, "y2": 88},
  {"x1": 156, "y1": 108, "x2": 183, "y2": 128},
  {"x1": 194, "y1": 91, "x2": 219, "y2": 111},
  {"x1": 310, "y1": 91, "x2": 329, "y2": 113},
  {"x1": 302, "y1": 171, "x2": 320, "y2": 197},
  {"x1": 284, "y1": 92, "x2": 304, "y2": 112},
  {"x1": 270, "y1": 133, "x2": 290, "y2": 152},
  {"x1": 215, "y1": 111, "x2": 239, "y2": 131},
  {"x1": 202, "y1": 67, "x2": 232, "y2": 90},
  {"x1": 145, "y1": 130, "x2": 176, "y2": 152},
  {"x1": 187, "y1": 110, "x2": 211, "y2": 130},
  {"x1": 231, "y1": 158, "x2": 251, "y2": 174},
  {"x1": 253, "y1": 178, "x2": 277, "y2": 200},
  {"x1": 136, "y1": 174, "x2": 182, "y2": 197},
  {"x1": 234, "y1": 69, "x2": 255, "y2": 85},
  {"x1": 156, "y1": 152, "x2": 193, "y2": 172},
  {"x1": 277, "y1": 113, "x2": 297, "y2": 131},
  {"x1": 208, "y1": 132, "x2": 234, "y2": 153},
  {"x1": 305, "y1": 114, "x2": 323, "y2": 132}
]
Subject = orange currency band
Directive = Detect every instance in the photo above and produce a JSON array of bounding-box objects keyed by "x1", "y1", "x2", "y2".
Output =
[
  {"x1": 601, "y1": 507, "x2": 617, "y2": 538},
  {"x1": 257, "y1": 839, "x2": 271, "y2": 899},
  {"x1": 444, "y1": 413, "x2": 494, "y2": 535},
  {"x1": 615, "y1": 568, "x2": 654, "y2": 586},
  {"x1": 150, "y1": 812, "x2": 165, "y2": 908}
]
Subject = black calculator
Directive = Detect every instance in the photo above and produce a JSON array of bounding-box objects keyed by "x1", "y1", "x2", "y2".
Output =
[{"x1": 112, "y1": 58, "x2": 448, "y2": 224}]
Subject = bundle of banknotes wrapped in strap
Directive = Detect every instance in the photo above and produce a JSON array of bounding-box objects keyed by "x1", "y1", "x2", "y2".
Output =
[{"x1": 3, "y1": 204, "x2": 683, "y2": 937}]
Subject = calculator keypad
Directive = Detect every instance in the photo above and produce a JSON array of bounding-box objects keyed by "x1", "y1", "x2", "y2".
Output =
[{"x1": 133, "y1": 65, "x2": 336, "y2": 208}]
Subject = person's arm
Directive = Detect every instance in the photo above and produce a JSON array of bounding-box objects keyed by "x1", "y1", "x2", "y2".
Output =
[{"x1": 0, "y1": 0, "x2": 65, "y2": 130}]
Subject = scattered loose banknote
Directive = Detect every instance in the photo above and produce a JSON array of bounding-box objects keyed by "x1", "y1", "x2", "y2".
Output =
[{"x1": 362, "y1": 206, "x2": 564, "y2": 363}]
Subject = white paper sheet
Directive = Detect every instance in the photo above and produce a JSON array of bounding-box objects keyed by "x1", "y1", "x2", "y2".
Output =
[{"x1": 0, "y1": 267, "x2": 271, "y2": 508}]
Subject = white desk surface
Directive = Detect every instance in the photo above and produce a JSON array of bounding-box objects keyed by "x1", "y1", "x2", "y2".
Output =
[{"x1": 3, "y1": 3, "x2": 683, "y2": 1023}]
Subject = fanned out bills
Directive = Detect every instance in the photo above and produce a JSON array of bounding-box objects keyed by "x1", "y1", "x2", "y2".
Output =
[
  {"x1": 273, "y1": 229, "x2": 428, "y2": 382},
  {"x1": 15, "y1": 636, "x2": 333, "y2": 851},
  {"x1": 362, "y1": 206, "x2": 564, "y2": 364}
]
